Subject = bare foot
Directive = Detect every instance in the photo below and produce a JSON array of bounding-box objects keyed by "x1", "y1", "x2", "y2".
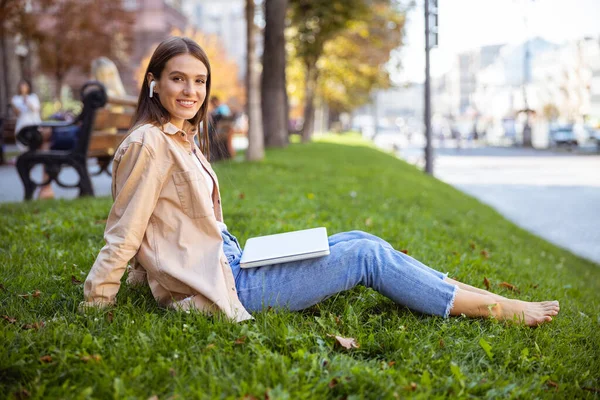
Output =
[{"x1": 494, "y1": 299, "x2": 560, "y2": 326}]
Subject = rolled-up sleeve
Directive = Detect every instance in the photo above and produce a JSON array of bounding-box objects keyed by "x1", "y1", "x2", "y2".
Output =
[{"x1": 82, "y1": 142, "x2": 164, "y2": 307}]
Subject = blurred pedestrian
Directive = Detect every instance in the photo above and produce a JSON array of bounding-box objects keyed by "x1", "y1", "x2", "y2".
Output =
[
  {"x1": 209, "y1": 95, "x2": 231, "y2": 124},
  {"x1": 11, "y1": 79, "x2": 41, "y2": 151}
]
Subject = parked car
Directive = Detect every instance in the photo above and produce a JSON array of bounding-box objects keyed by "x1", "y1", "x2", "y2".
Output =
[{"x1": 549, "y1": 124, "x2": 578, "y2": 147}]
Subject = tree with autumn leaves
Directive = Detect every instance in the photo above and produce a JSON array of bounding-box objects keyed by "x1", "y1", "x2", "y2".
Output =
[{"x1": 0, "y1": 0, "x2": 133, "y2": 105}]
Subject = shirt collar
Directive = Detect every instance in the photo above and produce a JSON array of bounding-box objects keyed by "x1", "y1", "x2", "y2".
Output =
[
  {"x1": 161, "y1": 121, "x2": 184, "y2": 136},
  {"x1": 161, "y1": 121, "x2": 198, "y2": 138}
]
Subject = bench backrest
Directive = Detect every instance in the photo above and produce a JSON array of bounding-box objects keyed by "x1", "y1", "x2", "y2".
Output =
[{"x1": 71, "y1": 81, "x2": 108, "y2": 156}]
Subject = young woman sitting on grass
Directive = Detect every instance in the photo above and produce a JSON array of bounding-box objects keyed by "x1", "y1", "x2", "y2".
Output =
[{"x1": 81, "y1": 37, "x2": 559, "y2": 327}]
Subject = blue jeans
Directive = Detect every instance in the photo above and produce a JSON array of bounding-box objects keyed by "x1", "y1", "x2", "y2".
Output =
[{"x1": 221, "y1": 230, "x2": 457, "y2": 318}]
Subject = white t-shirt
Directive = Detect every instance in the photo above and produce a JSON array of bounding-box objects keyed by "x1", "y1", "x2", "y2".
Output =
[
  {"x1": 12, "y1": 93, "x2": 41, "y2": 134},
  {"x1": 191, "y1": 150, "x2": 228, "y2": 232}
]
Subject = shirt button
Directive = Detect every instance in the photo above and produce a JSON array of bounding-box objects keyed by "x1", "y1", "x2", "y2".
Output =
[
  {"x1": 232, "y1": 287, "x2": 236, "y2": 291},
  {"x1": 180, "y1": 132, "x2": 185, "y2": 137},
  {"x1": 218, "y1": 200, "x2": 221, "y2": 204}
]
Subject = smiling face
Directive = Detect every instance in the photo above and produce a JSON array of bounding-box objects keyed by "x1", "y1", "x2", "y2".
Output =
[{"x1": 149, "y1": 53, "x2": 208, "y2": 130}]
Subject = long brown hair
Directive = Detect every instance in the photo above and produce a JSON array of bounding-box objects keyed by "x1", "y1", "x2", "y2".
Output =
[{"x1": 132, "y1": 36, "x2": 212, "y2": 157}]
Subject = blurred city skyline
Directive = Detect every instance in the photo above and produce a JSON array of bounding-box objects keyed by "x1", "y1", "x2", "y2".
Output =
[{"x1": 395, "y1": 0, "x2": 600, "y2": 83}]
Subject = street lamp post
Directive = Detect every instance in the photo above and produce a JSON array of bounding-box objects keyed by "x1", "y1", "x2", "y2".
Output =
[{"x1": 424, "y1": 0, "x2": 438, "y2": 174}]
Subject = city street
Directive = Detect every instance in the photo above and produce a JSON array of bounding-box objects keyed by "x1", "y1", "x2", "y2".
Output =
[{"x1": 373, "y1": 134, "x2": 600, "y2": 264}]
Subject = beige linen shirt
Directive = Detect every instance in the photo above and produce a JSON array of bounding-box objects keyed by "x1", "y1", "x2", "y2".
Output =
[{"x1": 82, "y1": 122, "x2": 252, "y2": 322}]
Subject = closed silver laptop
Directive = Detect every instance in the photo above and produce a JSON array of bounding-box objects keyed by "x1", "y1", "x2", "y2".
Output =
[{"x1": 239, "y1": 227, "x2": 330, "y2": 268}]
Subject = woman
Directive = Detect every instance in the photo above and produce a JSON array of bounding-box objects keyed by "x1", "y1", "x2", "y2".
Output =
[
  {"x1": 11, "y1": 79, "x2": 42, "y2": 150},
  {"x1": 82, "y1": 37, "x2": 559, "y2": 326}
]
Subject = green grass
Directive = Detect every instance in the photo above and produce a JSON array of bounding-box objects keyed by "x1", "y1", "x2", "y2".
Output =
[{"x1": 1, "y1": 134, "x2": 599, "y2": 399}]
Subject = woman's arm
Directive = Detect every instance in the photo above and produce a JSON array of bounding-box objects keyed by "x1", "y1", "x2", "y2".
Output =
[{"x1": 81, "y1": 141, "x2": 164, "y2": 308}]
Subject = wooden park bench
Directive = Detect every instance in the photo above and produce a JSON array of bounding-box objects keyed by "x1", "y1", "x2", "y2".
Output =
[{"x1": 15, "y1": 81, "x2": 109, "y2": 200}]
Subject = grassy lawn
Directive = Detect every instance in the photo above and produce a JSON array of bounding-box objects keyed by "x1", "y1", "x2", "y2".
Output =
[{"x1": 1, "y1": 134, "x2": 599, "y2": 399}]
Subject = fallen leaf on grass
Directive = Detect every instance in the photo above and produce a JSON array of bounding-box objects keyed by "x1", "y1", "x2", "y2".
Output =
[
  {"x1": 80, "y1": 354, "x2": 102, "y2": 363},
  {"x1": 404, "y1": 382, "x2": 417, "y2": 391},
  {"x1": 327, "y1": 334, "x2": 360, "y2": 349},
  {"x1": 106, "y1": 312, "x2": 114, "y2": 323},
  {"x1": 439, "y1": 339, "x2": 445, "y2": 348},
  {"x1": 531, "y1": 284, "x2": 539, "y2": 289},
  {"x1": 483, "y1": 277, "x2": 491, "y2": 290},
  {"x1": 234, "y1": 336, "x2": 247, "y2": 345},
  {"x1": 238, "y1": 193, "x2": 245, "y2": 200},
  {"x1": 388, "y1": 361, "x2": 396, "y2": 367},
  {"x1": 480, "y1": 250, "x2": 490, "y2": 259},
  {"x1": 546, "y1": 380, "x2": 559, "y2": 392},
  {"x1": 14, "y1": 389, "x2": 31, "y2": 399},
  {"x1": 39, "y1": 355, "x2": 52, "y2": 363},
  {"x1": 2, "y1": 315, "x2": 17, "y2": 323},
  {"x1": 71, "y1": 275, "x2": 83, "y2": 285},
  {"x1": 499, "y1": 282, "x2": 520, "y2": 293},
  {"x1": 328, "y1": 378, "x2": 338, "y2": 388},
  {"x1": 400, "y1": 249, "x2": 409, "y2": 254},
  {"x1": 32, "y1": 290, "x2": 41, "y2": 298},
  {"x1": 21, "y1": 321, "x2": 45, "y2": 330},
  {"x1": 469, "y1": 241, "x2": 476, "y2": 250}
]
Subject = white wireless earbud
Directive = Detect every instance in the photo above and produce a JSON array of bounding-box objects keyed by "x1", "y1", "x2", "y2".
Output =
[{"x1": 149, "y1": 81, "x2": 156, "y2": 98}]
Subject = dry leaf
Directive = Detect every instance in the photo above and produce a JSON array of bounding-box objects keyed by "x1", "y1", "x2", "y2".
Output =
[
  {"x1": 92, "y1": 354, "x2": 102, "y2": 362},
  {"x1": 234, "y1": 336, "x2": 247, "y2": 345},
  {"x1": 480, "y1": 250, "x2": 490, "y2": 259},
  {"x1": 439, "y1": 339, "x2": 445, "y2": 348},
  {"x1": 546, "y1": 380, "x2": 559, "y2": 392},
  {"x1": 328, "y1": 378, "x2": 338, "y2": 388},
  {"x1": 2, "y1": 315, "x2": 17, "y2": 324},
  {"x1": 400, "y1": 249, "x2": 408, "y2": 254},
  {"x1": 239, "y1": 193, "x2": 245, "y2": 200},
  {"x1": 334, "y1": 315, "x2": 342, "y2": 325},
  {"x1": 483, "y1": 277, "x2": 491, "y2": 290},
  {"x1": 404, "y1": 382, "x2": 417, "y2": 391},
  {"x1": 106, "y1": 312, "x2": 114, "y2": 323},
  {"x1": 532, "y1": 284, "x2": 539, "y2": 289},
  {"x1": 21, "y1": 321, "x2": 44, "y2": 330},
  {"x1": 469, "y1": 241, "x2": 476, "y2": 250},
  {"x1": 499, "y1": 282, "x2": 520, "y2": 293},
  {"x1": 388, "y1": 361, "x2": 396, "y2": 367},
  {"x1": 327, "y1": 334, "x2": 360, "y2": 349},
  {"x1": 71, "y1": 275, "x2": 83, "y2": 285},
  {"x1": 15, "y1": 389, "x2": 31, "y2": 399},
  {"x1": 39, "y1": 355, "x2": 52, "y2": 363},
  {"x1": 32, "y1": 290, "x2": 41, "y2": 298}
]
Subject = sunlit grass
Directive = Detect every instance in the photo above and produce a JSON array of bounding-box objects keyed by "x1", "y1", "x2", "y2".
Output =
[{"x1": 1, "y1": 135, "x2": 599, "y2": 399}]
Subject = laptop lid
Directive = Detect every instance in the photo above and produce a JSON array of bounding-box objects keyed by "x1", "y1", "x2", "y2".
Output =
[{"x1": 239, "y1": 227, "x2": 330, "y2": 268}]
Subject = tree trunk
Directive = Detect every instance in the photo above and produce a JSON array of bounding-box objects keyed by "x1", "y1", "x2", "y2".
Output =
[
  {"x1": 301, "y1": 62, "x2": 318, "y2": 143},
  {"x1": 261, "y1": 0, "x2": 288, "y2": 148},
  {"x1": 0, "y1": 21, "x2": 10, "y2": 116},
  {"x1": 245, "y1": 0, "x2": 264, "y2": 161}
]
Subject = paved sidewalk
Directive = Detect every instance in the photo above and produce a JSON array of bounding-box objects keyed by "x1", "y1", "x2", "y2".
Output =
[{"x1": 374, "y1": 135, "x2": 600, "y2": 264}]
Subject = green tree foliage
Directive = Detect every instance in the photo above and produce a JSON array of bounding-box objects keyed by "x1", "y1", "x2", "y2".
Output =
[
  {"x1": 288, "y1": 0, "x2": 406, "y2": 138},
  {"x1": 288, "y1": 0, "x2": 368, "y2": 141}
]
